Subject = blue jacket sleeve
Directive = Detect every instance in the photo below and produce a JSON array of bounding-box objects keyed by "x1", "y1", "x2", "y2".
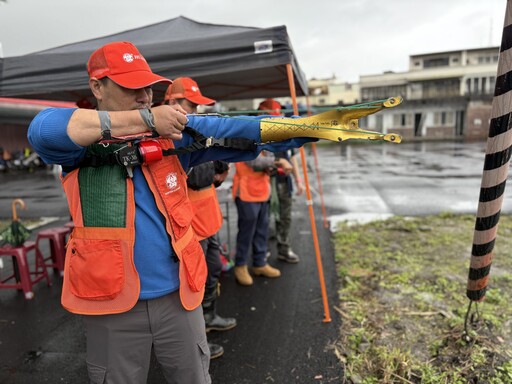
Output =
[
  {"x1": 27, "y1": 108, "x2": 86, "y2": 166},
  {"x1": 177, "y1": 115, "x2": 263, "y2": 169},
  {"x1": 176, "y1": 114, "x2": 316, "y2": 169}
]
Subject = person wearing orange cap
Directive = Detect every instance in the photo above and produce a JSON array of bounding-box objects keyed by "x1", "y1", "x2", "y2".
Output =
[
  {"x1": 165, "y1": 77, "x2": 236, "y2": 360},
  {"x1": 231, "y1": 99, "x2": 292, "y2": 286},
  {"x1": 27, "y1": 41, "x2": 315, "y2": 384},
  {"x1": 258, "y1": 99, "x2": 305, "y2": 264}
]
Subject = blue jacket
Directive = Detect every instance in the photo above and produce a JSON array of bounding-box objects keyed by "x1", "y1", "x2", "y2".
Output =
[{"x1": 28, "y1": 108, "x2": 268, "y2": 300}]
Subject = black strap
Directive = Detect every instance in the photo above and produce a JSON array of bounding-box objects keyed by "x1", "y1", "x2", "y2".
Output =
[
  {"x1": 161, "y1": 126, "x2": 256, "y2": 156},
  {"x1": 65, "y1": 126, "x2": 257, "y2": 170}
]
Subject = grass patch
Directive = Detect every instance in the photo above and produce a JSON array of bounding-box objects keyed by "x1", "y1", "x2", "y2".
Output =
[{"x1": 333, "y1": 213, "x2": 512, "y2": 383}]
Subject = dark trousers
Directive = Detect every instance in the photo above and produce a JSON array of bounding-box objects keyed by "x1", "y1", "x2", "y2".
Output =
[
  {"x1": 276, "y1": 181, "x2": 293, "y2": 255},
  {"x1": 234, "y1": 197, "x2": 269, "y2": 267},
  {"x1": 200, "y1": 234, "x2": 223, "y2": 290}
]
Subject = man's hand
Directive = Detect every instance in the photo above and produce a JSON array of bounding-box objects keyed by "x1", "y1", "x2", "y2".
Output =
[
  {"x1": 152, "y1": 105, "x2": 189, "y2": 140},
  {"x1": 275, "y1": 158, "x2": 293, "y2": 175},
  {"x1": 295, "y1": 179, "x2": 305, "y2": 196}
]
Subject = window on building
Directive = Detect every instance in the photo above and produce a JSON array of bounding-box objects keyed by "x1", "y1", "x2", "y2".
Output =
[
  {"x1": 422, "y1": 78, "x2": 460, "y2": 98},
  {"x1": 433, "y1": 111, "x2": 454, "y2": 126},
  {"x1": 361, "y1": 85, "x2": 407, "y2": 102},
  {"x1": 447, "y1": 111, "x2": 454, "y2": 125},
  {"x1": 466, "y1": 78, "x2": 471, "y2": 94},
  {"x1": 423, "y1": 57, "x2": 449, "y2": 68},
  {"x1": 393, "y1": 113, "x2": 412, "y2": 127}
]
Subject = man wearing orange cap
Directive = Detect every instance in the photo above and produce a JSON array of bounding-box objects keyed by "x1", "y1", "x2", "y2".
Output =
[
  {"x1": 258, "y1": 99, "x2": 305, "y2": 264},
  {"x1": 27, "y1": 41, "x2": 314, "y2": 384},
  {"x1": 231, "y1": 99, "x2": 293, "y2": 285},
  {"x1": 165, "y1": 77, "x2": 236, "y2": 360}
]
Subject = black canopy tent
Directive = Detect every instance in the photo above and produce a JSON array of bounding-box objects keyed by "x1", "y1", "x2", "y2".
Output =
[
  {"x1": 0, "y1": 17, "x2": 335, "y2": 321},
  {"x1": 0, "y1": 16, "x2": 308, "y2": 103}
]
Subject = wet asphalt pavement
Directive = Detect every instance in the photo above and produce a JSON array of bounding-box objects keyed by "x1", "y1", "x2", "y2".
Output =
[{"x1": 0, "y1": 140, "x2": 502, "y2": 383}]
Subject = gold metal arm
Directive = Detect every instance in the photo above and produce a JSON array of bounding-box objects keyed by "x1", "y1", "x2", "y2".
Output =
[{"x1": 260, "y1": 96, "x2": 403, "y2": 143}]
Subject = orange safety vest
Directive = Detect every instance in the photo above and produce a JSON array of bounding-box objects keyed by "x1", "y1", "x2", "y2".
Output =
[
  {"x1": 188, "y1": 184, "x2": 223, "y2": 240},
  {"x1": 232, "y1": 161, "x2": 271, "y2": 202},
  {"x1": 60, "y1": 139, "x2": 207, "y2": 315}
]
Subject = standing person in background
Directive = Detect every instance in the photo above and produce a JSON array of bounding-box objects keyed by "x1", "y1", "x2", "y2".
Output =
[
  {"x1": 164, "y1": 77, "x2": 236, "y2": 360},
  {"x1": 258, "y1": 99, "x2": 304, "y2": 263},
  {"x1": 232, "y1": 99, "x2": 294, "y2": 286},
  {"x1": 27, "y1": 41, "x2": 313, "y2": 384},
  {"x1": 270, "y1": 148, "x2": 304, "y2": 263},
  {"x1": 232, "y1": 150, "x2": 283, "y2": 286}
]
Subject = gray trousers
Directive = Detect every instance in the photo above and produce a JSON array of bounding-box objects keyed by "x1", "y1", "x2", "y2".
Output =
[{"x1": 84, "y1": 291, "x2": 211, "y2": 384}]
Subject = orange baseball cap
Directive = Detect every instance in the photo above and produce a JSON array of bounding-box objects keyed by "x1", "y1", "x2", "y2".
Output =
[
  {"x1": 87, "y1": 41, "x2": 172, "y2": 89},
  {"x1": 164, "y1": 77, "x2": 215, "y2": 106},
  {"x1": 258, "y1": 98, "x2": 281, "y2": 116}
]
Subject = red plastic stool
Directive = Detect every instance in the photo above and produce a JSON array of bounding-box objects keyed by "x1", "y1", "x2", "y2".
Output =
[
  {"x1": 0, "y1": 241, "x2": 52, "y2": 299},
  {"x1": 36, "y1": 226, "x2": 71, "y2": 277},
  {"x1": 64, "y1": 221, "x2": 74, "y2": 229}
]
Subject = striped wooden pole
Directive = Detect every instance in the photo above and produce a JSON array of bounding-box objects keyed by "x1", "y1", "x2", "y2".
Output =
[{"x1": 467, "y1": 0, "x2": 512, "y2": 301}]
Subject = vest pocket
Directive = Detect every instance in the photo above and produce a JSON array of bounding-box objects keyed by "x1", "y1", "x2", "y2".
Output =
[
  {"x1": 68, "y1": 238, "x2": 125, "y2": 300},
  {"x1": 181, "y1": 239, "x2": 207, "y2": 292}
]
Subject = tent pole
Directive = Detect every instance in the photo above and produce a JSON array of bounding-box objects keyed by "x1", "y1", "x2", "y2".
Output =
[
  {"x1": 311, "y1": 143, "x2": 328, "y2": 229},
  {"x1": 286, "y1": 64, "x2": 331, "y2": 323},
  {"x1": 305, "y1": 96, "x2": 329, "y2": 229},
  {"x1": 306, "y1": 96, "x2": 329, "y2": 228}
]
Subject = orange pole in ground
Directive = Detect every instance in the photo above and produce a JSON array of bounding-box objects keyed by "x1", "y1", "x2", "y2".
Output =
[
  {"x1": 311, "y1": 143, "x2": 329, "y2": 229},
  {"x1": 305, "y1": 98, "x2": 329, "y2": 229},
  {"x1": 286, "y1": 64, "x2": 331, "y2": 323}
]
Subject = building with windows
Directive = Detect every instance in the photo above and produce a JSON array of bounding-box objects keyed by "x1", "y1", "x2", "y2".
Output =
[
  {"x1": 359, "y1": 46, "x2": 498, "y2": 140},
  {"x1": 199, "y1": 46, "x2": 499, "y2": 141}
]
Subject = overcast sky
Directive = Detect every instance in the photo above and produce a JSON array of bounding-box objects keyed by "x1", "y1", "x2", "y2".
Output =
[{"x1": 0, "y1": 0, "x2": 506, "y2": 82}]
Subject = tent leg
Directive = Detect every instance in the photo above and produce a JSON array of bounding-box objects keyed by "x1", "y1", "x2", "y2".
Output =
[{"x1": 286, "y1": 64, "x2": 331, "y2": 323}]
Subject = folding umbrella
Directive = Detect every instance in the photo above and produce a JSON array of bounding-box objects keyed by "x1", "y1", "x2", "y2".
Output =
[{"x1": 0, "y1": 199, "x2": 31, "y2": 247}]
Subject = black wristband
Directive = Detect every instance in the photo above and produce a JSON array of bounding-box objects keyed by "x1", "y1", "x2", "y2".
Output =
[
  {"x1": 139, "y1": 109, "x2": 158, "y2": 137},
  {"x1": 97, "y1": 110, "x2": 111, "y2": 141}
]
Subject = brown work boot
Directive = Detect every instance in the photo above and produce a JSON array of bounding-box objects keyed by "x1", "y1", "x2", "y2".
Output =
[
  {"x1": 234, "y1": 265, "x2": 253, "y2": 286},
  {"x1": 252, "y1": 264, "x2": 281, "y2": 278}
]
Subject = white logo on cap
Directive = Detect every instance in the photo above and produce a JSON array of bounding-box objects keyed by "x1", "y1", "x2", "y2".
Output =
[
  {"x1": 123, "y1": 53, "x2": 134, "y2": 63},
  {"x1": 191, "y1": 86, "x2": 198, "y2": 92}
]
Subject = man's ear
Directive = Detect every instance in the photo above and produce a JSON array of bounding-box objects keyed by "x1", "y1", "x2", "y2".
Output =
[{"x1": 89, "y1": 78, "x2": 103, "y2": 101}]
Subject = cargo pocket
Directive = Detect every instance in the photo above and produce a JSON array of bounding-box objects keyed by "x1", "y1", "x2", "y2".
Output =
[
  {"x1": 86, "y1": 361, "x2": 107, "y2": 384},
  {"x1": 198, "y1": 339, "x2": 212, "y2": 383},
  {"x1": 68, "y1": 238, "x2": 124, "y2": 300},
  {"x1": 181, "y1": 239, "x2": 207, "y2": 292}
]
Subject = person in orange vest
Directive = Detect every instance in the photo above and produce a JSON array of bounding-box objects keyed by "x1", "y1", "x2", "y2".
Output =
[
  {"x1": 164, "y1": 77, "x2": 236, "y2": 360},
  {"x1": 27, "y1": 41, "x2": 315, "y2": 384},
  {"x1": 259, "y1": 99, "x2": 305, "y2": 263},
  {"x1": 232, "y1": 99, "x2": 293, "y2": 286}
]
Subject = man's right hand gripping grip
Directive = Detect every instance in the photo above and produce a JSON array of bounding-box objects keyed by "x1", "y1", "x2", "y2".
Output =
[{"x1": 260, "y1": 96, "x2": 403, "y2": 144}]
